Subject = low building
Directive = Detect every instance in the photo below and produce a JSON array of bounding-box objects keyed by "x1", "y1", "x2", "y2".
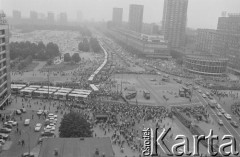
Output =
[
  {"x1": 108, "y1": 28, "x2": 171, "y2": 59},
  {"x1": 184, "y1": 55, "x2": 228, "y2": 76},
  {"x1": 38, "y1": 137, "x2": 114, "y2": 157}
]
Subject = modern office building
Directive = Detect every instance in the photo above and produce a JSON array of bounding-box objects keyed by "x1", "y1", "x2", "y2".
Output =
[
  {"x1": 30, "y1": 11, "x2": 38, "y2": 20},
  {"x1": 213, "y1": 13, "x2": 240, "y2": 74},
  {"x1": 59, "y1": 12, "x2": 68, "y2": 25},
  {"x1": 128, "y1": 4, "x2": 144, "y2": 33},
  {"x1": 47, "y1": 12, "x2": 55, "y2": 23},
  {"x1": 0, "y1": 12, "x2": 11, "y2": 109},
  {"x1": 195, "y1": 29, "x2": 216, "y2": 53},
  {"x1": 184, "y1": 55, "x2": 228, "y2": 76},
  {"x1": 112, "y1": 8, "x2": 123, "y2": 26},
  {"x1": 108, "y1": 28, "x2": 171, "y2": 59},
  {"x1": 12, "y1": 10, "x2": 21, "y2": 19},
  {"x1": 77, "y1": 11, "x2": 83, "y2": 22},
  {"x1": 162, "y1": 0, "x2": 188, "y2": 48}
]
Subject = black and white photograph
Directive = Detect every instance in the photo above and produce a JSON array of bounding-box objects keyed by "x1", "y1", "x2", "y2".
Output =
[{"x1": 0, "y1": 0, "x2": 240, "y2": 156}]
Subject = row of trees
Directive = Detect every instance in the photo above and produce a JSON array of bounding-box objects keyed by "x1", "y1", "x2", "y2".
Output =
[
  {"x1": 78, "y1": 37, "x2": 101, "y2": 53},
  {"x1": 64, "y1": 53, "x2": 81, "y2": 63},
  {"x1": 10, "y1": 41, "x2": 60, "y2": 60}
]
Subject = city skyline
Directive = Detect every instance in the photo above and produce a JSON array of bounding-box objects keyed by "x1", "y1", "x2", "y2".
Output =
[{"x1": 1, "y1": 0, "x2": 240, "y2": 29}]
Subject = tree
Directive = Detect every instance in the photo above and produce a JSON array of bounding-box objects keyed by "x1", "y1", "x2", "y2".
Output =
[
  {"x1": 89, "y1": 37, "x2": 101, "y2": 53},
  {"x1": 59, "y1": 112, "x2": 92, "y2": 138},
  {"x1": 47, "y1": 59, "x2": 53, "y2": 65},
  {"x1": 72, "y1": 53, "x2": 81, "y2": 63},
  {"x1": 46, "y1": 42, "x2": 60, "y2": 58},
  {"x1": 64, "y1": 53, "x2": 71, "y2": 62}
]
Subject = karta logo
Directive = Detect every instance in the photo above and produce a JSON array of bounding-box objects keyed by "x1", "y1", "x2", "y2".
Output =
[{"x1": 142, "y1": 128, "x2": 239, "y2": 156}]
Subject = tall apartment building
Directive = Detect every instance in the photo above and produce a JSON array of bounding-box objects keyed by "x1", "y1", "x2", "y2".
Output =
[
  {"x1": 195, "y1": 29, "x2": 216, "y2": 53},
  {"x1": 59, "y1": 12, "x2": 68, "y2": 25},
  {"x1": 162, "y1": 0, "x2": 188, "y2": 48},
  {"x1": 12, "y1": 10, "x2": 21, "y2": 19},
  {"x1": 112, "y1": 8, "x2": 123, "y2": 26},
  {"x1": 77, "y1": 11, "x2": 83, "y2": 22},
  {"x1": 213, "y1": 13, "x2": 240, "y2": 74},
  {"x1": 0, "y1": 12, "x2": 11, "y2": 109},
  {"x1": 47, "y1": 12, "x2": 55, "y2": 24},
  {"x1": 128, "y1": 4, "x2": 144, "y2": 33},
  {"x1": 30, "y1": 11, "x2": 38, "y2": 20}
]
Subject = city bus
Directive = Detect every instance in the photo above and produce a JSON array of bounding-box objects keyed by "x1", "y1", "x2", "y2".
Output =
[
  {"x1": 32, "y1": 90, "x2": 53, "y2": 99},
  {"x1": 20, "y1": 89, "x2": 34, "y2": 97},
  {"x1": 53, "y1": 92, "x2": 68, "y2": 100},
  {"x1": 125, "y1": 91, "x2": 137, "y2": 100},
  {"x1": 67, "y1": 93, "x2": 88, "y2": 102},
  {"x1": 143, "y1": 91, "x2": 150, "y2": 99},
  {"x1": 11, "y1": 84, "x2": 26, "y2": 94}
]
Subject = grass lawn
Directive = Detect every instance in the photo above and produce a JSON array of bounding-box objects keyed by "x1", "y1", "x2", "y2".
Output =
[{"x1": 41, "y1": 62, "x2": 79, "y2": 72}]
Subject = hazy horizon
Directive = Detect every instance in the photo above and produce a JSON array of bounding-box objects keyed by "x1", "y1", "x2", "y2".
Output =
[{"x1": 1, "y1": 0, "x2": 240, "y2": 29}]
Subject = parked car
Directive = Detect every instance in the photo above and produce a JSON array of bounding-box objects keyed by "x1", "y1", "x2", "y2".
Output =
[
  {"x1": 8, "y1": 120, "x2": 17, "y2": 126},
  {"x1": 3, "y1": 123, "x2": 13, "y2": 129},
  {"x1": 0, "y1": 128, "x2": 12, "y2": 133},
  {"x1": 21, "y1": 152, "x2": 35, "y2": 157},
  {"x1": 217, "y1": 111, "x2": 222, "y2": 117},
  {"x1": 216, "y1": 104, "x2": 222, "y2": 110},
  {"x1": 218, "y1": 120, "x2": 224, "y2": 125},
  {"x1": 20, "y1": 108, "x2": 26, "y2": 113},
  {"x1": 230, "y1": 121, "x2": 238, "y2": 128},
  {"x1": 0, "y1": 133, "x2": 9, "y2": 140},
  {"x1": 224, "y1": 113, "x2": 231, "y2": 120},
  {"x1": 202, "y1": 94, "x2": 207, "y2": 98},
  {"x1": 0, "y1": 139, "x2": 6, "y2": 145},
  {"x1": 37, "y1": 110, "x2": 43, "y2": 115},
  {"x1": 35, "y1": 123, "x2": 42, "y2": 132},
  {"x1": 16, "y1": 110, "x2": 22, "y2": 115},
  {"x1": 24, "y1": 119, "x2": 30, "y2": 126},
  {"x1": 41, "y1": 131, "x2": 54, "y2": 137}
]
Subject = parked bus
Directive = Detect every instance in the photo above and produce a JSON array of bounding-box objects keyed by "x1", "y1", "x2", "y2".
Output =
[
  {"x1": 125, "y1": 91, "x2": 137, "y2": 100},
  {"x1": 68, "y1": 93, "x2": 88, "y2": 101},
  {"x1": 11, "y1": 84, "x2": 26, "y2": 94},
  {"x1": 53, "y1": 92, "x2": 67, "y2": 100},
  {"x1": 20, "y1": 89, "x2": 34, "y2": 97},
  {"x1": 143, "y1": 91, "x2": 150, "y2": 99},
  {"x1": 32, "y1": 90, "x2": 53, "y2": 99}
]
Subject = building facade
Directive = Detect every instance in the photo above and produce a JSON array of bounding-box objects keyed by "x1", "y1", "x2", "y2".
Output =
[
  {"x1": 112, "y1": 8, "x2": 123, "y2": 27},
  {"x1": 162, "y1": 0, "x2": 188, "y2": 48},
  {"x1": 212, "y1": 13, "x2": 240, "y2": 74},
  {"x1": 184, "y1": 55, "x2": 228, "y2": 76},
  {"x1": 47, "y1": 12, "x2": 55, "y2": 24},
  {"x1": 128, "y1": 4, "x2": 144, "y2": 33},
  {"x1": 195, "y1": 29, "x2": 216, "y2": 53},
  {"x1": 0, "y1": 13, "x2": 11, "y2": 109},
  {"x1": 30, "y1": 11, "x2": 38, "y2": 20},
  {"x1": 109, "y1": 28, "x2": 171, "y2": 59},
  {"x1": 59, "y1": 12, "x2": 68, "y2": 25},
  {"x1": 12, "y1": 10, "x2": 21, "y2": 19}
]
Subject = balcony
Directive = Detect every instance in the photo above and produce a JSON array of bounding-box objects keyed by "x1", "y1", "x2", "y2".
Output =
[
  {"x1": 0, "y1": 50, "x2": 6, "y2": 56},
  {"x1": 0, "y1": 42, "x2": 5, "y2": 47},
  {"x1": 0, "y1": 89, "x2": 10, "y2": 108},
  {"x1": 0, "y1": 65, "x2": 6, "y2": 72},
  {"x1": 0, "y1": 57, "x2": 6, "y2": 64},
  {"x1": 0, "y1": 80, "x2": 7, "y2": 89},
  {"x1": 0, "y1": 73, "x2": 7, "y2": 80},
  {"x1": 0, "y1": 34, "x2": 5, "y2": 38}
]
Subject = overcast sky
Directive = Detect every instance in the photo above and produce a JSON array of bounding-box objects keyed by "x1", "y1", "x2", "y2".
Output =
[{"x1": 1, "y1": 0, "x2": 240, "y2": 29}]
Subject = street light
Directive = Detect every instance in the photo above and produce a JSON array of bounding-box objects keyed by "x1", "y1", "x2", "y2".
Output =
[{"x1": 23, "y1": 129, "x2": 31, "y2": 155}]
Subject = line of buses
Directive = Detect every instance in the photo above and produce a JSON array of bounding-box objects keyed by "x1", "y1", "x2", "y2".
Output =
[{"x1": 11, "y1": 84, "x2": 92, "y2": 101}]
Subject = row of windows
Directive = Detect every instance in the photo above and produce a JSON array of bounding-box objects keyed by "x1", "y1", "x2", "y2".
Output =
[
  {"x1": 185, "y1": 59, "x2": 227, "y2": 66},
  {"x1": 186, "y1": 64, "x2": 226, "y2": 73}
]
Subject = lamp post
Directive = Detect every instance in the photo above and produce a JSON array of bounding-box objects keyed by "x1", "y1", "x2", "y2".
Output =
[{"x1": 23, "y1": 130, "x2": 31, "y2": 155}]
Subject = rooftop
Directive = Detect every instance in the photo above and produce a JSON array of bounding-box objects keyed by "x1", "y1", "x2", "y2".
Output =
[
  {"x1": 38, "y1": 137, "x2": 114, "y2": 157},
  {"x1": 186, "y1": 54, "x2": 228, "y2": 62}
]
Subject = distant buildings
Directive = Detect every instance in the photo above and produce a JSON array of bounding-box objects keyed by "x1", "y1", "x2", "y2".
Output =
[
  {"x1": 59, "y1": 12, "x2": 68, "y2": 25},
  {"x1": 162, "y1": 0, "x2": 188, "y2": 48},
  {"x1": 12, "y1": 10, "x2": 21, "y2": 19},
  {"x1": 195, "y1": 29, "x2": 216, "y2": 53},
  {"x1": 112, "y1": 8, "x2": 123, "y2": 26},
  {"x1": 0, "y1": 12, "x2": 11, "y2": 109},
  {"x1": 213, "y1": 13, "x2": 240, "y2": 74},
  {"x1": 108, "y1": 28, "x2": 171, "y2": 59},
  {"x1": 30, "y1": 11, "x2": 38, "y2": 20},
  {"x1": 128, "y1": 4, "x2": 144, "y2": 33},
  {"x1": 47, "y1": 12, "x2": 55, "y2": 24},
  {"x1": 77, "y1": 11, "x2": 83, "y2": 22}
]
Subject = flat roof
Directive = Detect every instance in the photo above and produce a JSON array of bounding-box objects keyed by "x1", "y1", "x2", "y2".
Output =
[
  {"x1": 186, "y1": 55, "x2": 228, "y2": 62},
  {"x1": 38, "y1": 137, "x2": 114, "y2": 157}
]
